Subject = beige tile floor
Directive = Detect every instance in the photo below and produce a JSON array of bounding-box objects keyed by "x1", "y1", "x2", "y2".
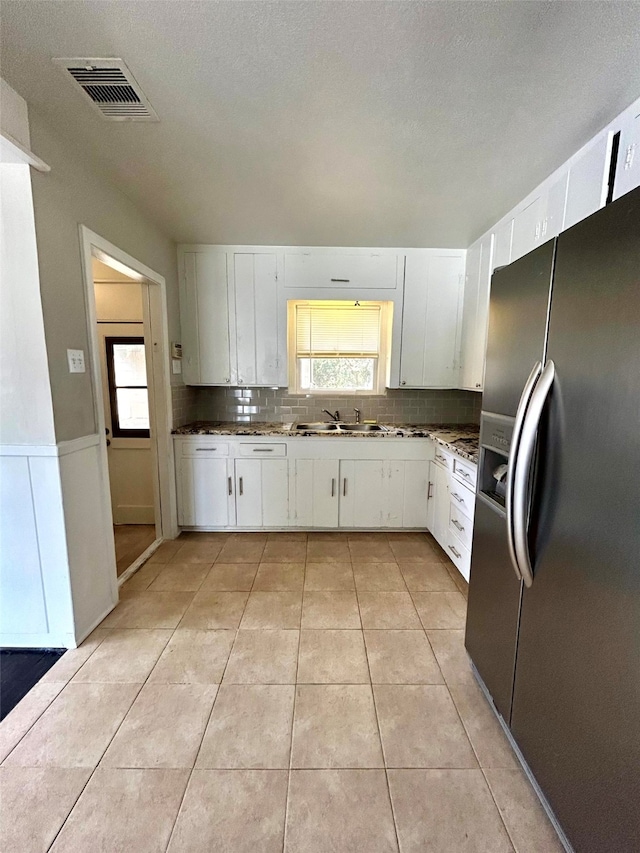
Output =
[{"x1": 0, "y1": 532, "x2": 564, "y2": 853}]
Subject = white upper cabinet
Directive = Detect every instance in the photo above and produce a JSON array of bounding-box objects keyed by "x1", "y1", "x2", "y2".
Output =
[
  {"x1": 233, "y1": 252, "x2": 285, "y2": 386},
  {"x1": 180, "y1": 248, "x2": 283, "y2": 386},
  {"x1": 181, "y1": 250, "x2": 232, "y2": 384},
  {"x1": 399, "y1": 252, "x2": 464, "y2": 388},
  {"x1": 511, "y1": 193, "x2": 544, "y2": 262},
  {"x1": 284, "y1": 251, "x2": 401, "y2": 290},
  {"x1": 459, "y1": 234, "x2": 492, "y2": 391},
  {"x1": 614, "y1": 107, "x2": 640, "y2": 200},
  {"x1": 492, "y1": 219, "x2": 513, "y2": 271},
  {"x1": 564, "y1": 132, "x2": 612, "y2": 230}
]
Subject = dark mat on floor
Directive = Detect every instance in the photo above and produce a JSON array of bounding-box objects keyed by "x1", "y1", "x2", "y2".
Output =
[{"x1": 0, "y1": 649, "x2": 65, "y2": 720}]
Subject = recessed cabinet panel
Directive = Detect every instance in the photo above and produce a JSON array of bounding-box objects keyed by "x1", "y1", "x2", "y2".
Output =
[
  {"x1": 193, "y1": 252, "x2": 232, "y2": 384},
  {"x1": 400, "y1": 253, "x2": 464, "y2": 388},
  {"x1": 290, "y1": 459, "x2": 340, "y2": 527},
  {"x1": 613, "y1": 109, "x2": 640, "y2": 201},
  {"x1": 178, "y1": 456, "x2": 234, "y2": 527},
  {"x1": 564, "y1": 133, "x2": 612, "y2": 230},
  {"x1": 511, "y1": 195, "x2": 544, "y2": 262},
  {"x1": 234, "y1": 253, "x2": 282, "y2": 386},
  {"x1": 284, "y1": 252, "x2": 400, "y2": 290}
]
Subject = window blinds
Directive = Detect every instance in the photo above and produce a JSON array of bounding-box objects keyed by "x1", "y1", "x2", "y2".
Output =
[{"x1": 295, "y1": 302, "x2": 382, "y2": 357}]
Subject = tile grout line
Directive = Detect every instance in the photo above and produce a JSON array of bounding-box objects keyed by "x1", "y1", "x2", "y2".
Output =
[
  {"x1": 282, "y1": 555, "x2": 305, "y2": 853},
  {"x1": 161, "y1": 538, "x2": 266, "y2": 853},
  {"x1": 352, "y1": 544, "x2": 403, "y2": 853}
]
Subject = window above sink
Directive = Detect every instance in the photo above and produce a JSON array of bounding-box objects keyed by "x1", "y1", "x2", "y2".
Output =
[{"x1": 287, "y1": 300, "x2": 393, "y2": 395}]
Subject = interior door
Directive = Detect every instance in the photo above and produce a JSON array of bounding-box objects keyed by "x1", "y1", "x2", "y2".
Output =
[
  {"x1": 510, "y1": 188, "x2": 640, "y2": 852},
  {"x1": 98, "y1": 324, "x2": 154, "y2": 524}
]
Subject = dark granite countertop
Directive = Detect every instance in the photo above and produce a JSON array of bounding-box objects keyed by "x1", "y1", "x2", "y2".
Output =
[{"x1": 172, "y1": 421, "x2": 479, "y2": 463}]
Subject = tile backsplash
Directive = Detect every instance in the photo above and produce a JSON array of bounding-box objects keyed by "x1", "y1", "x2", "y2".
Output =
[{"x1": 173, "y1": 385, "x2": 482, "y2": 427}]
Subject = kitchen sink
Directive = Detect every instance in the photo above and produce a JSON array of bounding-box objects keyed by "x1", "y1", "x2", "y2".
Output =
[
  {"x1": 293, "y1": 422, "x2": 389, "y2": 434},
  {"x1": 339, "y1": 423, "x2": 387, "y2": 432},
  {"x1": 294, "y1": 422, "x2": 340, "y2": 432}
]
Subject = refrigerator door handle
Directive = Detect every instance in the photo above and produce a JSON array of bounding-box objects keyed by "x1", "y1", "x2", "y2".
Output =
[
  {"x1": 513, "y1": 360, "x2": 556, "y2": 588},
  {"x1": 506, "y1": 361, "x2": 542, "y2": 582}
]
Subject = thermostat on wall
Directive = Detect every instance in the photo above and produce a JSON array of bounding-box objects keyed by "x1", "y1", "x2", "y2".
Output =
[{"x1": 171, "y1": 342, "x2": 182, "y2": 359}]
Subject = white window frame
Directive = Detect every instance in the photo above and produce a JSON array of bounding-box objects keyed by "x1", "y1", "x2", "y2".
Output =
[{"x1": 287, "y1": 299, "x2": 393, "y2": 395}]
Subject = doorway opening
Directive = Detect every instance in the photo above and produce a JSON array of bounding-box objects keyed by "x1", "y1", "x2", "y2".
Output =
[
  {"x1": 93, "y1": 258, "x2": 157, "y2": 576},
  {"x1": 80, "y1": 227, "x2": 178, "y2": 590}
]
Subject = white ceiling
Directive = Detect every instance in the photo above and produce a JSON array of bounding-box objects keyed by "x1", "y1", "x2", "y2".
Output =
[{"x1": 3, "y1": 1, "x2": 640, "y2": 247}]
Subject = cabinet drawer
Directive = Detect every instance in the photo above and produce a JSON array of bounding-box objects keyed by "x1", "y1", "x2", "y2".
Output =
[
  {"x1": 449, "y1": 483, "x2": 475, "y2": 518},
  {"x1": 449, "y1": 503, "x2": 473, "y2": 549},
  {"x1": 445, "y1": 530, "x2": 471, "y2": 582},
  {"x1": 284, "y1": 252, "x2": 400, "y2": 290},
  {"x1": 179, "y1": 441, "x2": 229, "y2": 458},
  {"x1": 238, "y1": 443, "x2": 287, "y2": 457},
  {"x1": 433, "y1": 447, "x2": 453, "y2": 470},
  {"x1": 453, "y1": 457, "x2": 477, "y2": 489}
]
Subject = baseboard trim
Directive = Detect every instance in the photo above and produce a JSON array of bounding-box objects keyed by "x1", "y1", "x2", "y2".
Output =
[{"x1": 118, "y1": 538, "x2": 163, "y2": 587}]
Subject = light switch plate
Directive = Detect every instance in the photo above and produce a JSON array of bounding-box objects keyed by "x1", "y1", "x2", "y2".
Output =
[
  {"x1": 67, "y1": 349, "x2": 86, "y2": 373},
  {"x1": 172, "y1": 358, "x2": 182, "y2": 375}
]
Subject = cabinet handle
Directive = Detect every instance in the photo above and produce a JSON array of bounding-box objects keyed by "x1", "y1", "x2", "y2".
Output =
[
  {"x1": 239, "y1": 476, "x2": 243, "y2": 496},
  {"x1": 252, "y1": 448, "x2": 274, "y2": 452},
  {"x1": 330, "y1": 278, "x2": 350, "y2": 283},
  {"x1": 196, "y1": 448, "x2": 218, "y2": 452},
  {"x1": 452, "y1": 519, "x2": 465, "y2": 532},
  {"x1": 343, "y1": 478, "x2": 348, "y2": 497},
  {"x1": 225, "y1": 378, "x2": 230, "y2": 383},
  {"x1": 475, "y1": 383, "x2": 482, "y2": 388},
  {"x1": 400, "y1": 380, "x2": 406, "y2": 386},
  {"x1": 427, "y1": 482, "x2": 433, "y2": 499},
  {"x1": 228, "y1": 476, "x2": 232, "y2": 495},
  {"x1": 449, "y1": 545, "x2": 461, "y2": 559},
  {"x1": 331, "y1": 478, "x2": 336, "y2": 497},
  {"x1": 451, "y1": 492, "x2": 464, "y2": 503},
  {"x1": 458, "y1": 469, "x2": 471, "y2": 480},
  {"x1": 436, "y1": 454, "x2": 446, "y2": 464}
]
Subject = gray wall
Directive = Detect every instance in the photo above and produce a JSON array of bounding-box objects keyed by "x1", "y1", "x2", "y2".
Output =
[
  {"x1": 29, "y1": 110, "x2": 181, "y2": 442},
  {"x1": 175, "y1": 386, "x2": 482, "y2": 427}
]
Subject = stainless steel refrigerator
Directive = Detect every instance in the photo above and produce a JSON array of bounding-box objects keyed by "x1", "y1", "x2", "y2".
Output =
[{"x1": 465, "y1": 186, "x2": 640, "y2": 853}]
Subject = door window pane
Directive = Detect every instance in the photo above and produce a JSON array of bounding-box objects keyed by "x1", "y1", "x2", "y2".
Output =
[
  {"x1": 113, "y1": 343, "x2": 147, "y2": 386},
  {"x1": 115, "y1": 388, "x2": 150, "y2": 430}
]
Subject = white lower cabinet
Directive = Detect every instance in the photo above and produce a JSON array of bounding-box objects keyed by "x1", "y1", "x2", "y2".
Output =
[
  {"x1": 178, "y1": 455, "x2": 235, "y2": 527},
  {"x1": 289, "y1": 459, "x2": 340, "y2": 528},
  {"x1": 176, "y1": 436, "x2": 439, "y2": 532},
  {"x1": 429, "y1": 447, "x2": 477, "y2": 581},
  {"x1": 235, "y1": 458, "x2": 289, "y2": 527}
]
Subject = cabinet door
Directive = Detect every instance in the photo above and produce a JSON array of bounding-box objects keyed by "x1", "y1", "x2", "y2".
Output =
[
  {"x1": 182, "y1": 251, "x2": 232, "y2": 384},
  {"x1": 541, "y1": 171, "x2": 568, "y2": 241},
  {"x1": 235, "y1": 459, "x2": 289, "y2": 527},
  {"x1": 492, "y1": 220, "x2": 513, "y2": 271},
  {"x1": 386, "y1": 460, "x2": 430, "y2": 528},
  {"x1": 511, "y1": 195, "x2": 544, "y2": 262},
  {"x1": 471, "y1": 233, "x2": 493, "y2": 391},
  {"x1": 284, "y1": 252, "x2": 400, "y2": 290},
  {"x1": 400, "y1": 254, "x2": 464, "y2": 388},
  {"x1": 426, "y1": 461, "x2": 437, "y2": 533},
  {"x1": 564, "y1": 132, "x2": 612, "y2": 230},
  {"x1": 290, "y1": 459, "x2": 340, "y2": 528},
  {"x1": 233, "y1": 253, "x2": 284, "y2": 386},
  {"x1": 432, "y1": 462, "x2": 451, "y2": 551},
  {"x1": 339, "y1": 460, "x2": 384, "y2": 528},
  {"x1": 459, "y1": 241, "x2": 480, "y2": 390},
  {"x1": 613, "y1": 107, "x2": 640, "y2": 200},
  {"x1": 178, "y1": 457, "x2": 233, "y2": 527}
]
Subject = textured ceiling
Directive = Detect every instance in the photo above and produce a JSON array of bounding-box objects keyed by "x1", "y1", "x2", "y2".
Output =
[{"x1": 3, "y1": 1, "x2": 640, "y2": 247}]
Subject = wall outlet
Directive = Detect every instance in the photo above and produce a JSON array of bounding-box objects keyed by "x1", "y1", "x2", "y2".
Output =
[{"x1": 67, "y1": 349, "x2": 86, "y2": 373}]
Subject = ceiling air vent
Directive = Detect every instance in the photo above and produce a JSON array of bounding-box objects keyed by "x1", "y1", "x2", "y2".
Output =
[{"x1": 53, "y1": 58, "x2": 158, "y2": 122}]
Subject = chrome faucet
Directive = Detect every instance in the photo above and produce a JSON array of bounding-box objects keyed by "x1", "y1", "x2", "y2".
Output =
[
  {"x1": 353, "y1": 408, "x2": 361, "y2": 423},
  {"x1": 322, "y1": 409, "x2": 341, "y2": 422}
]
